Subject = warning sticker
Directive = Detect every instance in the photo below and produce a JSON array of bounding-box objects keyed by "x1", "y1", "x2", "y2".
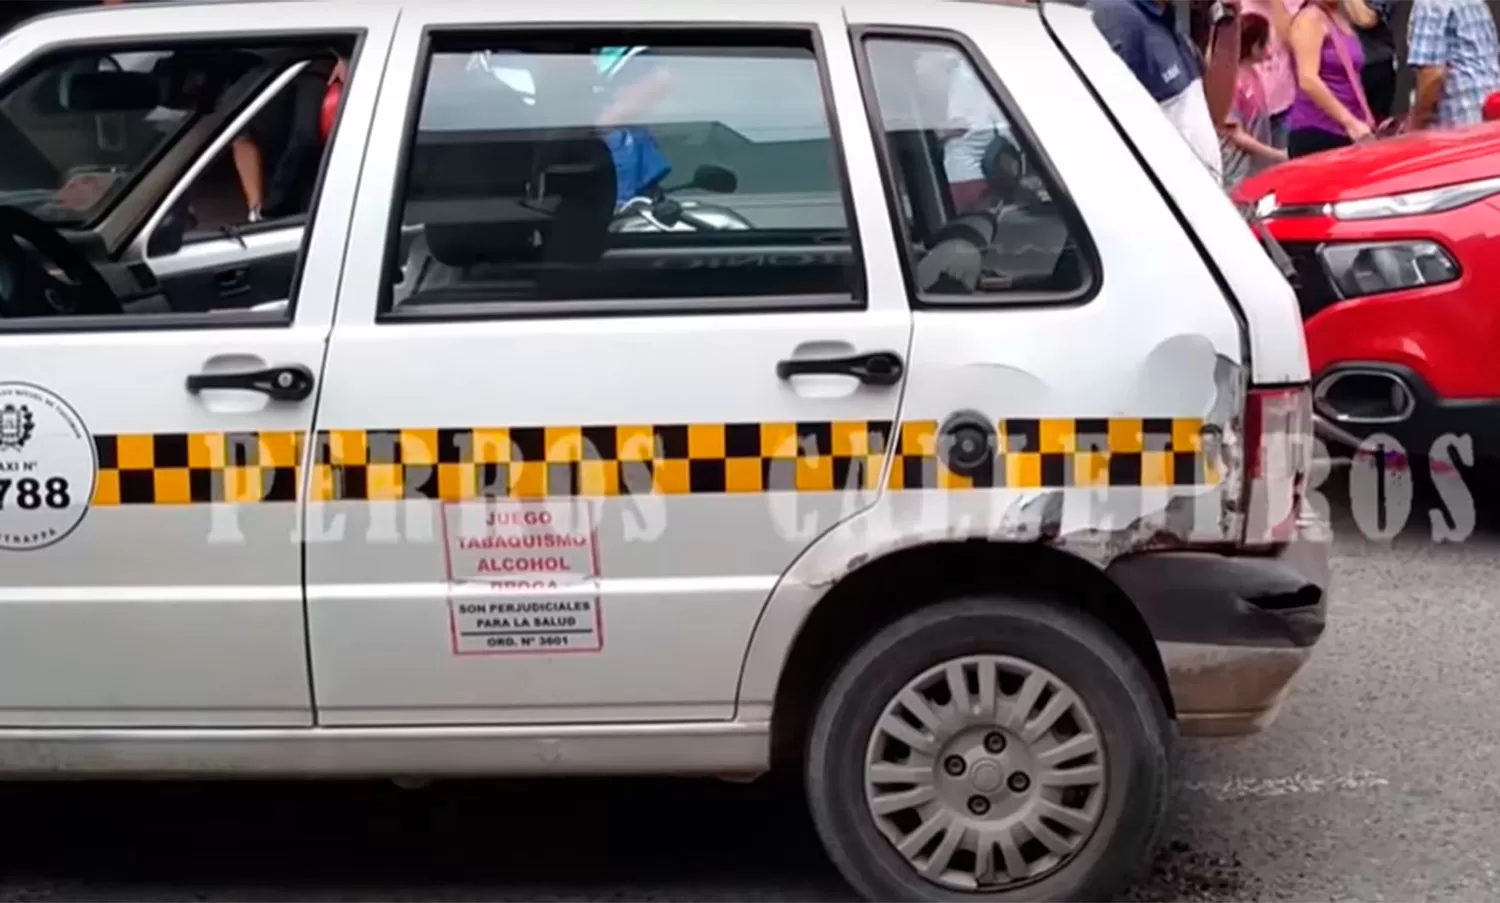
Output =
[
  {"x1": 449, "y1": 593, "x2": 602, "y2": 655},
  {"x1": 441, "y1": 500, "x2": 603, "y2": 655}
]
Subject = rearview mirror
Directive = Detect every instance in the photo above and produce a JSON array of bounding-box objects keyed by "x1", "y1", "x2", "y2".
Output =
[{"x1": 57, "y1": 70, "x2": 160, "y2": 113}]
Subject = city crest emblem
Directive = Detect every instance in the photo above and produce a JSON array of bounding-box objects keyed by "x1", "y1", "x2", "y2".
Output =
[
  {"x1": 0, "y1": 383, "x2": 97, "y2": 552},
  {"x1": 0, "y1": 403, "x2": 33, "y2": 452}
]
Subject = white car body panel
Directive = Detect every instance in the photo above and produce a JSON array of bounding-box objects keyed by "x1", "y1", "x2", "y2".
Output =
[{"x1": 1041, "y1": 2, "x2": 1310, "y2": 385}]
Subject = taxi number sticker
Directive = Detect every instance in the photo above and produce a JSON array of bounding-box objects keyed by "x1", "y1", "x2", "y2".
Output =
[{"x1": 0, "y1": 382, "x2": 97, "y2": 551}]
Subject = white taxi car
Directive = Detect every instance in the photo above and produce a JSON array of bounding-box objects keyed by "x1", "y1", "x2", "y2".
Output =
[{"x1": 0, "y1": 1, "x2": 1323, "y2": 900}]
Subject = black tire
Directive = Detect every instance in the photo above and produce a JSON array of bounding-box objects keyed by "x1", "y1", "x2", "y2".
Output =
[{"x1": 805, "y1": 595, "x2": 1171, "y2": 902}]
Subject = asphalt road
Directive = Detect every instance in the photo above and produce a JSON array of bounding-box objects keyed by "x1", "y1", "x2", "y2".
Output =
[{"x1": 0, "y1": 460, "x2": 1496, "y2": 902}]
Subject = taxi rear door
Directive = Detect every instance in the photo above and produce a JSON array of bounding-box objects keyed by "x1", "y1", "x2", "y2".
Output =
[
  {"x1": 302, "y1": 0, "x2": 913, "y2": 725},
  {"x1": 0, "y1": 2, "x2": 396, "y2": 728}
]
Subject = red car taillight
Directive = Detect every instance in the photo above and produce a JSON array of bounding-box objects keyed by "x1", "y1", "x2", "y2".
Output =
[{"x1": 1242, "y1": 385, "x2": 1313, "y2": 548}]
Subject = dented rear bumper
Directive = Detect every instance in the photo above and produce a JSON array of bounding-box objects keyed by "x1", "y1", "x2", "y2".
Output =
[{"x1": 1106, "y1": 535, "x2": 1329, "y2": 737}]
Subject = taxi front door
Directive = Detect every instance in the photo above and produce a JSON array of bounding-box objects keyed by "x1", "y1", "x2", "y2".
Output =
[{"x1": 0, "y1": 4, "x2": 395, "y2": 728}]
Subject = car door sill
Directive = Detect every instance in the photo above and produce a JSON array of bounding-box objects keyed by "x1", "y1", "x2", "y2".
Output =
[{"x1": 0, "y1": 721, "x2": 770, "y2": 778}]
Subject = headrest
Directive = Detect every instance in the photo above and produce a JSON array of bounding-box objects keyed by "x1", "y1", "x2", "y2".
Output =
[
  {"x1": 981, "y1": 131, "x2": 1024, "y2": 189},
  {"x1": 417, "y1": 133, "x2": 616, "y2": 268},
  {"x1": 424, "y1": 221, "x2": 536, "y2": 269},
  {"x1": 406, "y1": 132, "x2": 539, "y2": 201}
]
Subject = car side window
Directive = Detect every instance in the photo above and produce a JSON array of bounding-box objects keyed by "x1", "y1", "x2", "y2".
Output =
[
  {"x1": 0, "y1": 38, "x2": 355, "y2": 326},
  {"x1": 860, "y1": 36, "x2": 1094, "y2": 301},
  {"x1": 382, "y1": 31, "x2": 860, "y2": 318}
]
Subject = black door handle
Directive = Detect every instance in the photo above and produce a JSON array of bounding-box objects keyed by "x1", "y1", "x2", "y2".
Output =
[
  {"x1": 776, "y1": 350, "x2": 905, "y2": 387},
  {"x1": 185, "y1": 364, "x2": 315, "y2": 402},
  {"x1": 213, "y1": 268, "x2": 250, "y2": 298}
]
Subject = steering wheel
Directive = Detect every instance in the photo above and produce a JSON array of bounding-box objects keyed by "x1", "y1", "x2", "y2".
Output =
[{"x1": 0, "y1": 205, "x2": 121, "y2": 318}]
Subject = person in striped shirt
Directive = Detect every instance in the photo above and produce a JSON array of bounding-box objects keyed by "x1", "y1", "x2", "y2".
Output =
[{"x1": 1406, "y1": 0, "x2": 1500, "y2": 130}]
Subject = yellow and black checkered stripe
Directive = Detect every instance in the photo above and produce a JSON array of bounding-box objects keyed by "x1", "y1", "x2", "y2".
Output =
[
  {"x1": 90, "y1": 418, "x2": 1217, "y2": 505},
  {"x1": 93, "y1": 432, "x2": 302, "y2": 507}
]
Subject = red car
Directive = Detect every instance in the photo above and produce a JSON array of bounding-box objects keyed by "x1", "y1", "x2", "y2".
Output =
[{"x1": 1232, "y1": 123, "x2": 1500, "y2": 467}]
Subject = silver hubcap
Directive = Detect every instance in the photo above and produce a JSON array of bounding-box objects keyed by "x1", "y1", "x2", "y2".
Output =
[{"x1": 863, "y1": 655, "x2": 1107, "y2": 892}]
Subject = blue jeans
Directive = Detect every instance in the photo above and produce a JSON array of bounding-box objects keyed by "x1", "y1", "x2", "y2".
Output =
[{"x1": 603, "y1": 126, "x2": 671, "y2": 208}]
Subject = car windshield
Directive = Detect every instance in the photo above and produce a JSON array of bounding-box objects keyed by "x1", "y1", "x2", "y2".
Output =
[{"x1": 0, "y1": 50, "x2": 198, "y2": 227}]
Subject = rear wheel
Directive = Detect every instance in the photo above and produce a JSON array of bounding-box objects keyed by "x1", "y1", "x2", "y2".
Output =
[{"x1": 805, "y1": 595, "x2": 1170, "y2": 902}]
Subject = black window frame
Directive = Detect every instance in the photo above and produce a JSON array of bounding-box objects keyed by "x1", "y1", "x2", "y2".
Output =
[
  {"x1": 849, "y1": 25, "x2": 1102, "y2": 309},
  {"x1": 375, "y1": 23, "x2": 869, "y2": 325}
]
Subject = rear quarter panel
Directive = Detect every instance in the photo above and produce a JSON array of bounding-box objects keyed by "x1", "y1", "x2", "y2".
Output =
[
  {"x1": 737, "y1": 0, "x2": 1256, "y2": 716},
  {"x1": 1042, "y1": 2, "x2": 1309, "y2": 386}
]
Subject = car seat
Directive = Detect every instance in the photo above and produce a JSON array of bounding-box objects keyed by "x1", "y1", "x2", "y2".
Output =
[
  {"x1": 915, "y1": 212, "x2": 997, "y2": 294},
  {"x1": 402, "y1": 130, "x2": 615, "y2": 302}
]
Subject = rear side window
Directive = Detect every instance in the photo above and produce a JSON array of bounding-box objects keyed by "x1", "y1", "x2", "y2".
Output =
[
  {"x1": 381, "y1": 30, "x2": 861, "y2": 318},
  {"x1": 859, "y1": 35, "x2": 1095, "y2": 303}
]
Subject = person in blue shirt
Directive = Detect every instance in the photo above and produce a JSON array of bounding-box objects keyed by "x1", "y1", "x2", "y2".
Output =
[
  {"x1": 1090, "y1": 0, "x2": 1242, "y2": 185},
  {"x1": 594, "y1": 46, "x2": 675, "y2": 208}
]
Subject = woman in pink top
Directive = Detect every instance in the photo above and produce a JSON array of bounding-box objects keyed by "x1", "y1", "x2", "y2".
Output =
[
  {"x1": 1241, "y1": 0, "x2": 1300, "y2": 149},
  {"x1": 1220, "y1": 13, "x2": 1288, "y2": 186}
]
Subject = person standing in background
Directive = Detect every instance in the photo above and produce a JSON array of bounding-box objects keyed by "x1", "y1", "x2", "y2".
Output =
[
  {"x1": 1286, "y1": 0, "x2": 1372, "y2": 156},
  {"x1": 917, "y1": 50, "x2": 1010, "y2": 213},
  {"x1": 1220, "y1": 13, "x2": 1288, "y2": 186},
  {"x1": 1091, "y1": 0, "x2": 1243, "y2": 186},
  {"x1": 231, "y1": 52, "x2": 345, "y2": 223},
  {"x1": 1354, "y1": 0, "x2": 1399, "y2": 122},
  {"x1": 1240, "y1": 0, "x2": 1298, "y2": 149},
  {"x1": 1406, "y1": 0, "x2": 1500, "y2": 130},
  {"x1": 1188, "y1": 1, "x2": 1217, "y2": 53},
  {"x1": 594, "y1": 46, "x2": 675, "y2": 209}
]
